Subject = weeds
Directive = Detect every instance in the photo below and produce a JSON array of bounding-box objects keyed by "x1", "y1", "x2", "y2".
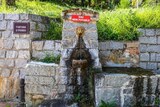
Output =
[
  {"x1": 99, "y1": 100, "x2": 117, "y2": 107},
  {"x1": 42, "y1": 20, "x2": 62, "y2": 40},
  {"x1": 40, "y1": 54, "x2": 61, "y2": 63}
]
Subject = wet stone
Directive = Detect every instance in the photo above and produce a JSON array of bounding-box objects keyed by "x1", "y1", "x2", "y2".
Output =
[{"x1": 39, "y1": 99, "x2": 66, "y2": 107}]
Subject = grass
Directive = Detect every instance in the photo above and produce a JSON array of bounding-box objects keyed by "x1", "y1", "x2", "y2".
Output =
[
  {"x1": 98, "y1": 5, "x2": 160, "y2": 41},
  {"x1": 0, "y1": 0, "x2": 68, "y2": 18},
  {"x1": 40, "y1": 54, "x2": 61, "y2": 63},
  {"x1": 0, "y1": 0, "x2": 160, "y2": 41}
]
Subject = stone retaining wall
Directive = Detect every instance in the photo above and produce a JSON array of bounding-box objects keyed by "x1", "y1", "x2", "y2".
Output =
[
  {"x1": 139, "y1": 29, "x2": 160, "y2": 70},
  {"x1": 99, "y1": 41, "x2": 139, "y2": 67},
  {"x1": 25, "y1": 62, "x2": 63, "y2": 107},
  {"x1": 0, "y1": 14, "x2": 51, "y2": 99},
  {"x1": 32, "y1": 40, "x2": 61, "y2": 59},
  {"x1": 95, "y1": 73, "x2": 160, "y2": 107}
]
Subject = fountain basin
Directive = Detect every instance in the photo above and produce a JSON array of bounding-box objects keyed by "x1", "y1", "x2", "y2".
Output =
[
  {"x1": 72, "y1": 59, "x2": 88, "y2": 69},
  {"x1": 95, "y1": 68, "x2": 159, "y2": 107}
]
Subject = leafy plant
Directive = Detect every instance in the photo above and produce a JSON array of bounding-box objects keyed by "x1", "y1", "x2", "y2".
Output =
[
  {"x1": 99, "y1": 100, "x2": 117, "y2": 107},
  {"x1": 40, "y1": 54, "x2": 61, "y2": 63},
  {"x1": 42, "y1": 20, "x2": 62, "y2": 40}
]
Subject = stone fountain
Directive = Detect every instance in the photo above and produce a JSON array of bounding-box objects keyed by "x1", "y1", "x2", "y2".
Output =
[{"x1": 60, "y1": 8, "x2": 101, "y2": 106}]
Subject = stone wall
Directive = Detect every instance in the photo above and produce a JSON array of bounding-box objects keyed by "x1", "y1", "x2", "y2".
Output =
[
  {"x1": 32, "y1": 40, "x2": 61, "y2": 60},
  {"x1": 0, "y1": 14, "x2": 51, "y2": 99},
  {"x1": 25, "y1": 62, "x2": 63, "y2": 107},
  {"x1": 139, "y1": 29, "x2": 160, "y2": 70},
  {"x1": 95, "y1": 73, "x2": 160, "y2": 107},
  {"x1": 99, "y1": 41, "x2": 139, "y2": 67}
]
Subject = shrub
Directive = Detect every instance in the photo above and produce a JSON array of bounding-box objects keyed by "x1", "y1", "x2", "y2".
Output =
[{"x1": 42, "y1": 20, "x2": 62, "y2": 40}]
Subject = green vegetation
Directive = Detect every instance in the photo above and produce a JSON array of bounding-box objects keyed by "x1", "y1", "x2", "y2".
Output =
[
  {"x1": 99, "y1": 100, "x2": 117, "y2": 107},
  {"x1": 40, "y1": 54, "x2": 61, "y2": 63},
  {"x1": 0, "y1": 0, "x2": 160, "y2": 41},
  {"x1": 42, "y1": 20, "x2": 62, "y2": 40},
  {"x1": 98, "y1": 6, "x2": 160, "y2": 41}
]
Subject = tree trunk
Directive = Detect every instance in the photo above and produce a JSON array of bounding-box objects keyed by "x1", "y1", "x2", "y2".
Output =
[{"x1": 6, "y1": 0, "x2": 15, "y2": 6}]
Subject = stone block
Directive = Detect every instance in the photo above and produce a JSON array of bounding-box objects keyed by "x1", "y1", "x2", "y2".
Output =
[
  {"x1": 61, "y1": 49, "x2": 72, "y2": 59},
  {"x1": 62, "y1": 39, "x2": 76, "y2": 49},
  {"x1": 138, "y1": 29, "x2": 145, "y2": 36},
  {"x1": 15, "y1": 59, "x2": 28, "y2": 68},
  {"x1": 0, "y1": 14, "x2": 3, "y2": 20},
  {"x1": 3, "y1": 39, "x2": 14, "y2": 49},
  {"x1": 25, "y1": 76, "x2": 55, "y2": 85},
  {"x1": 20, "y1": 14, "x2": 29, "y2": 20},
  {"x1": 57, "y1": 85, "x2": 66, "y2": 93},
  {"x1": 62, "y1": 30, "x2": 76, "y2": 40},
  {"x1": 147, "y1": 63, "x2": 157, "y2": 70},
  {"x1": 25, "y1": 61, "x2": 57, "y2": 76},
  {"x1": 123, "y1": 95, "x2": 135, "y2": 107},
  {"x1": 25, "y1": 84, "x2": 52, "y2": 95},
  {"x1": 99, "y1": 50, "x2": 111, "y2": 58},
  {"x1": 93, "y1": 58, "x2": 102, "y2": 69},
  {"x1": 146, "y1": 29, "x2": 155, "y2": 36},
  {"x1": 140, "y1": 53, "x2": 149, "y2": 61},
  {"x1": 139, "y1": 62, "x2": 147, "y2": 69},
  {"x1": 0, "y1": 50, "x2": 5, "y2": 58},
  {"x1": 83, "y1": 31, "x2": 98, "y2": 40},
  {"x1": 126, "y1": 41, "x2": 139, "y2": 48},
  {"x1": 32, "y1": 41, "x2": 44, "y2": 51},
  {"x1": 6, "y1": 51, "x2": 18, "y2": 58},
  {"x1": 150, "y1": 53, "x2": 156, "y2": 61},
  {"x1": 156, "y1": 29, "x2": 160, "y2": 36},
  {"x1": 58, "y1": 68, "x2": 68, "y2": 76},
  {"x1": 0, "y1": 32, "x2": 1, "y2": 38},
  {"x1": 57, "y1": 76, "x2": 68, "y2": 84},
  {"x1": 95, "y1": 88, "x2": 121, "y2": 107},
  {"x1": 104, "y1": 74, "x2": 131, "y2": 87},
  {"x1": 32, "y1": 51, "x2": 46, "y2": 60},
  {"x1": 0, "y1": 21, "x2": 7, "y2": 30},
  {"x1": 99, "y1": 42, "x2": 107, "y2": 50},
  {"x1": 30, "y1": 31, "x2": 42, "y2": 39},
  {"x1": 20, "y1": 34, "x2": 30, "y2": 38},
  {"x1": 37, "y1": 23, "x2": 46, "y2": 31},
  {"x1": 43, "y1": 40, "x2": 54, "y2": 50},
  {"x1": 158, "y1": 37, "x2": 160, "y2": 44},
  {"x1": 89, "y1": 49, "x2": 99, "y2": 59},
  {"x1": 156, "y1": 54, "x2": 160, "y2": 61},
  {"x1": 95, "y1": 73, "x2": 105, "y2": 88},
  {"x1": 1, "y1": 68, "x2": 11, "y2": 77},
  {"x1": 110, "y1": 41, "x2": 124, "y2": 49},
  {"x1": 5, "y1": 59, "x2": 14, "y2": 67},
  {"x1": 10, "y1": 69, "x2": 20, "y2": 78},
  {"x1": 63, "y1": 21, "x2": 76, "y2": 29},
  {"x1": 150, "y1": 76, "x2": 158, "y2": 94},
  {"x1": 18, "y1": 50, "x2": 30, "y2": 59},
  {"x1": 0, "y1": 39, "x2": 2, "y2": 49},
  {"x1": 7, "y1": 21, "x2": 13, "y2": 30},
  {"x1": 147, "y1": 45, "x2": 160, "y2": 52},
  {"x1": 2, "y1": 31, "x2": 13, "y2": 39},
  {"x1": 30, "y1": 22, "x2": 36, "y2": 30},
  {"x1": 30, "y1": 14, "x2": 42, "y2": 22},
  {"x1": 14, "y1": 39, "x2": 30, "y2": 49},
  {"x1": 139, "y1": 37, "x2": 157, "y2": 44},
  {"x1": 139, "y1": 44, "x2": 147, "y2": 52},
  {"x1": 55, "y1": 41, "x2": 62, "y2": 51},
  {"x1": 5, "y1": 14, "x2": 19, "y2": 20},
  {"x1": 0, "y1": 59, "x2": 5, "y2": 67},
  {"x1": 87, "y1": 40, "x2": 98, "y2": 49}
]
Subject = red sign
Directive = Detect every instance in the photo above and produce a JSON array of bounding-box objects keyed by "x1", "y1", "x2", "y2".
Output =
[
  {"x1": 71, "y1": 15, "x2": 91, "y2": 23},
  {"x1": 14, "y1": 22, "x2": 30, "y2": 34}
]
